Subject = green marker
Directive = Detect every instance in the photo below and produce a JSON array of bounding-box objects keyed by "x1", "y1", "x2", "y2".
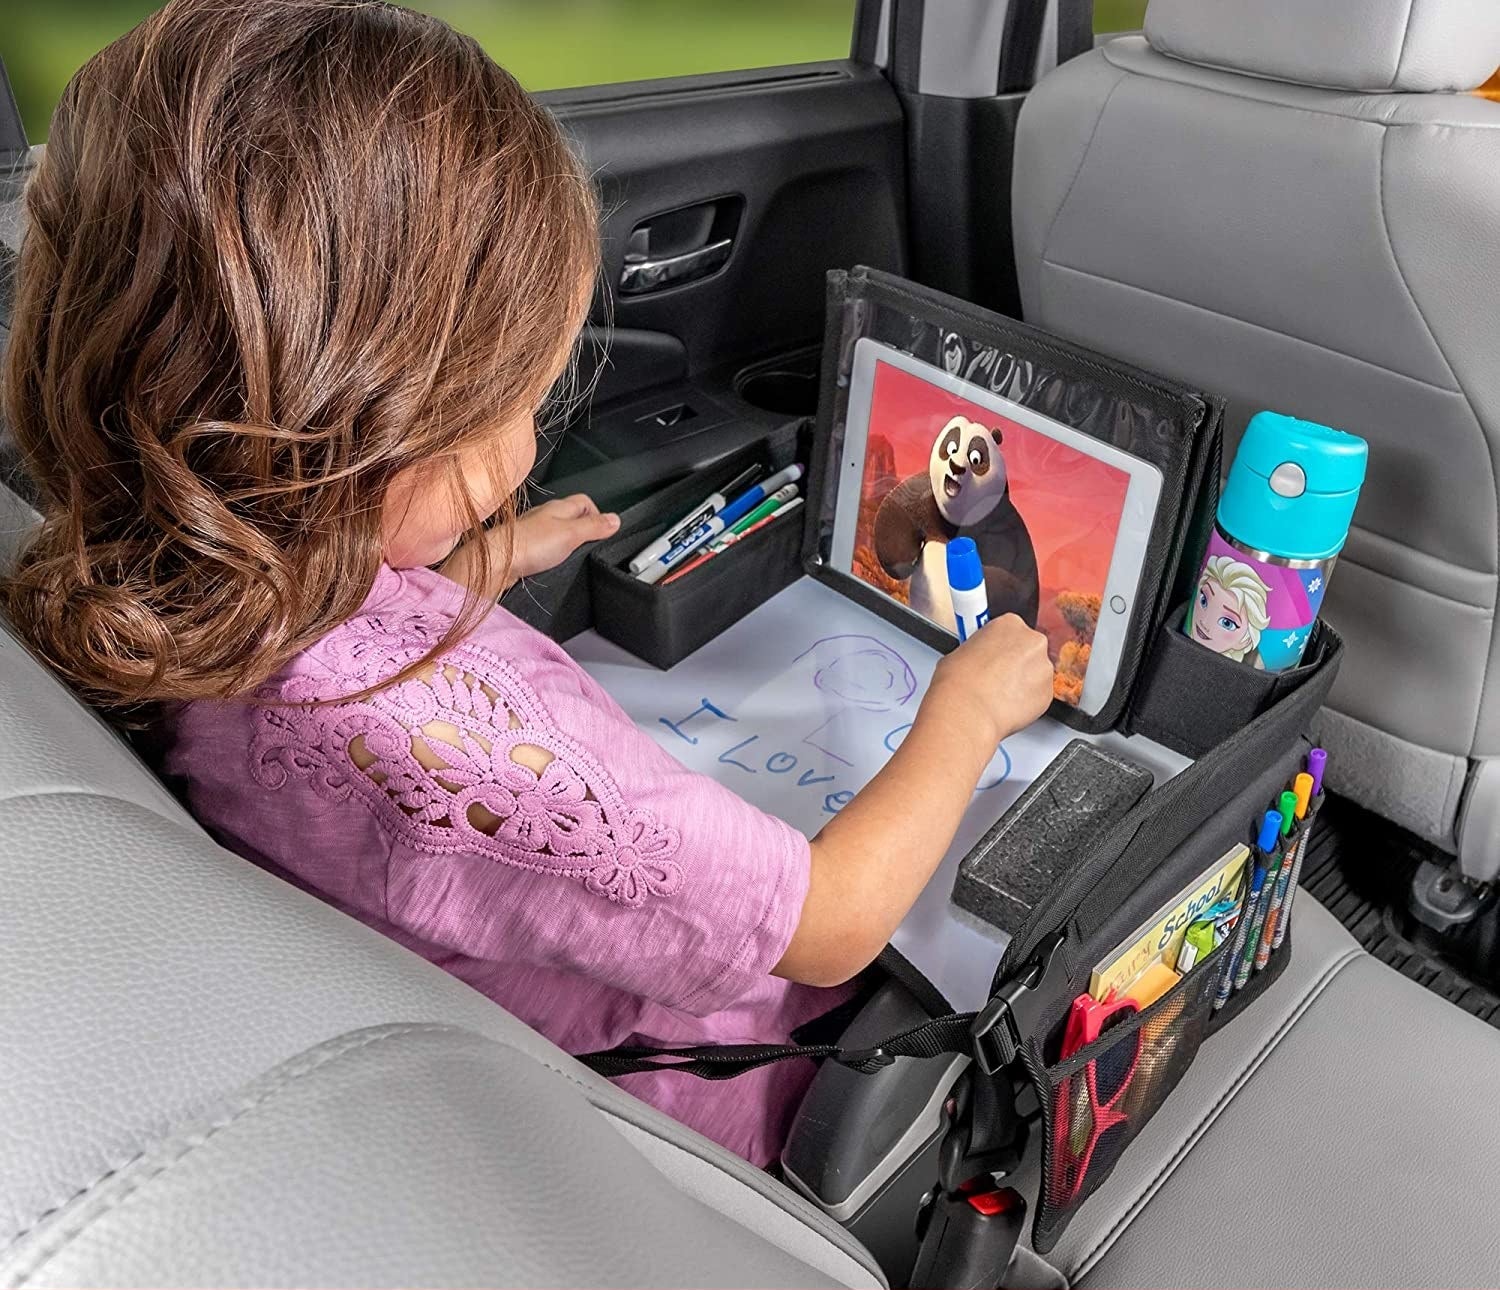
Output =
[
  {"x1": 1278, "y1": 790, "x2": 1298, "y2": 838},
  {"x1": 728, "y1": 484, "x2": 798, "y2": 536}
]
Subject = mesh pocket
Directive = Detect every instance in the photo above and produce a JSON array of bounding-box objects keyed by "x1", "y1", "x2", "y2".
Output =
[
  {"x1": 1026, "y1": 939, "x2": 1229, "y2": 1253},
  {"x1": 1022, "y1": 828, "x2": 1312, "y2": 1254}
]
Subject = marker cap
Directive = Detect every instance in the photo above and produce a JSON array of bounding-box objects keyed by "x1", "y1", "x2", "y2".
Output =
[
  {"x1": 1278, "y1": 791, "x2": 1298, "y2": 836},
  {"x1": 1257, "y1": 811, "x2": 1282, "y2": 854},
  {"x1": 1308, "y1": 747, "x2": 1328, "y2": 796},
  {"x1": 1294, "y1": 773, "x2": 1314, "y2": 819},
  {"x1": 947, "y1": 537, "x2": 985, "y2": 593}
]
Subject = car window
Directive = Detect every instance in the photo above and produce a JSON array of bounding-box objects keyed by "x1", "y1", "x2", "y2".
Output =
[
  {"x1": 1094, "y1": 0, "x2": 1148, "y2": 34},
  {"x1": 4, "y1": 0, "x2": 858, "y2": 141}
]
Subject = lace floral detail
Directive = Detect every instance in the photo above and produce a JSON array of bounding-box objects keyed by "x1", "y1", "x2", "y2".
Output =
[{"x1": 250, "y1": 609, "x2": 682, "y2": 907}]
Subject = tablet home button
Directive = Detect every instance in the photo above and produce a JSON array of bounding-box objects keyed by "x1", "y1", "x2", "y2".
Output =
[{"x1": 1109, "y1": 595, "x2": 1126, "y2": 614}]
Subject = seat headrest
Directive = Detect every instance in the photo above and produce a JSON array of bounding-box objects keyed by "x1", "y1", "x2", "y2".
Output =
[{"x1": 1145, "y1": 0, "x2": 1500, "y2": 93}]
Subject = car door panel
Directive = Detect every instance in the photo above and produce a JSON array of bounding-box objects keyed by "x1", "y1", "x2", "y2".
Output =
[{"x1": 542, "y1": 60, "x2": 906, "y2": 494}]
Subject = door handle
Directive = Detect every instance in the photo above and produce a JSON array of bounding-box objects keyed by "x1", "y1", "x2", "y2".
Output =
[{"x1": 619, "y1": 237, "x2": 732, "y2": 296}]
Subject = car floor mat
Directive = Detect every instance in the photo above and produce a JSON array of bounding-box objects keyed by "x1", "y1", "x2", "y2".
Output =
[{"x1": 1300, "y1": 796, "x2": 1500, "y2": 1027}]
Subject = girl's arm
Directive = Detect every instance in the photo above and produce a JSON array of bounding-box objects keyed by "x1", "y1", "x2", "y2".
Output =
[{"x1": 773, "y1": 615, "x2": 1055, "y2": 988}]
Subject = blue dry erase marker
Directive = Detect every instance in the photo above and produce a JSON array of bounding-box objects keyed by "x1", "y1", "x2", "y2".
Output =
[
  {"x1": 637, "y1": 465, "x2": 804, "y2": 585},
  {"x1": 946, "y1": 538, "x2": 990, "y2": 641},
  {"x1": 1235, "y1": 812, "x2": 1285, "y2": 992},
  {"x1": 627, "y1": 465, "x2": 763, "y2": 573}
]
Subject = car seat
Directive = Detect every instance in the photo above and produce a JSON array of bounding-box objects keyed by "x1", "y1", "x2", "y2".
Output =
[{"x1": 1009, "y1": 0, "x2": 1500, "y2": 886}]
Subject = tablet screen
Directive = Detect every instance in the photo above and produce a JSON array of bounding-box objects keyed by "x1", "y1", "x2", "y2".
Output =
[{"x1": 846, "y1": 357, "x2": 1134, "y2": 707}]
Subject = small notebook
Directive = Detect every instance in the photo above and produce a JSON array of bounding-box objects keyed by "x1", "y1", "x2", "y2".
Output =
[{"x1": 1090, "y1": 843, "x2": 1249, "y2": 1002}]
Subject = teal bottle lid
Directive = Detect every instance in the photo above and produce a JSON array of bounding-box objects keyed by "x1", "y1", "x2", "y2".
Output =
[{"x1": 1217, "y1": 411, "x2": 1368, "y2": 560}]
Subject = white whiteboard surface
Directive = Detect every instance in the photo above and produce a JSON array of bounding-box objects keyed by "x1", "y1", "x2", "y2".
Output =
[{"x1": 568, "y1": 577, "x2": 1189, "y2": 1010}]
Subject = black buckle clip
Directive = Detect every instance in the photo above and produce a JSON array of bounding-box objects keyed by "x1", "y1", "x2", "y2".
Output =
[
  {"x1": 970, "y1": 934, "x2": 1067, "y2": 1075},
  {"x1": 836, "y1": 1044, "x2": 896, "y2": 1073}
]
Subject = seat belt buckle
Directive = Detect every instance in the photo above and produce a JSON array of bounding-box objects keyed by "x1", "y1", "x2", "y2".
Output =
[
  {"x1": 970, "y1": 934, "x2": 1067, "y2": 1075},
  {"x1": 911, "y1": 1183, "x2": 1027, "y2": 1290}
]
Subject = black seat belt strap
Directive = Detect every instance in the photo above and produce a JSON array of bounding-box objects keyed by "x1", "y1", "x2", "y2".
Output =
[{"x1": 577, "y1": 1010, "x2": 978, "y2": 1081}]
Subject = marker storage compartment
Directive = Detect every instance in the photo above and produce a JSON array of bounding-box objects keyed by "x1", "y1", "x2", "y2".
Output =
[{"x1": 587, "y1": 423, "x2": 811, "y2": 669}]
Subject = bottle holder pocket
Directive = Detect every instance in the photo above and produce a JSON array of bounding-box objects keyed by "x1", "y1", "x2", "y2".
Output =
[{"x1": 1127, "y1": 603, "x2": 1337, "y2": 759}]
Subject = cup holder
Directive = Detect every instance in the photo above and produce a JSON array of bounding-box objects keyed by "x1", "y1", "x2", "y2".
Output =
[{"x1": 735, "y1": 349, "x2": 821, "y2": 417}]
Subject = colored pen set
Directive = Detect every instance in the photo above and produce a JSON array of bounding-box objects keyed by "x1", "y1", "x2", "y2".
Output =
[
  {"x1": 1212, "y1": 746, "x2": 1327, "y2": 1011},
  {"x1": 628, "y1": 463, "x2": 805, "y2": 587}
]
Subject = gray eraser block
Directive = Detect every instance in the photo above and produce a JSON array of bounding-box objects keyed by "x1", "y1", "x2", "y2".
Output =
[{"x1": 953, "y1": 739, "x2": 1154, "y2": 936}]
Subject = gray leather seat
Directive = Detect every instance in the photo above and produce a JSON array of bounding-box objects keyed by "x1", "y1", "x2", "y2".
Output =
[
  {"x1": 1011, "y1": 0, "x2": 1500, "y2": 880},
  {"x1": 6, "y1": 481, "x2": 1500, "y2": 1286},
  {"x1": 0, "y1": 595, "x2": 884, "y2": 1289}
]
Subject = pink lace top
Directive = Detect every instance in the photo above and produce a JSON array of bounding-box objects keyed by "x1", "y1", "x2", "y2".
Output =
[{"x1": 160, "y1": 564, "x2": 841, "y2": 1166}]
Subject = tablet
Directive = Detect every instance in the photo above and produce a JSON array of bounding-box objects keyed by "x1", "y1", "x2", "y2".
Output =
[{"x1": 828, "y1": 339, "x2": 1164, "y2": 717}]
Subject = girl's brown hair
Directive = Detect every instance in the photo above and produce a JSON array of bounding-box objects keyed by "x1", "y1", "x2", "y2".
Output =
[{"x1": 1, "y1": 0, "x2": 598, "y2": 708}]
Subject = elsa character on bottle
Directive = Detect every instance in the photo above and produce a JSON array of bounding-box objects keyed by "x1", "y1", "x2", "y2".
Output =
[{"x1": 1190, "y1": 555, "x2": 1271, "y2": 668}]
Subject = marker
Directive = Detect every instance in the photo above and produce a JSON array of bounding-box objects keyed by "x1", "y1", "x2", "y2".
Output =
[
  {"x1": 1293, "y1": 772, "x2": 1314, "y2": 821},
  {"x1": 1273, "y1": 758, "x2": 1328, "y2": 951},
  {"x1": 1308, "y1": 747, "x2": 1328, "y2": 797},
  {"x1": 627, "y1": 466, "x2": 763, "y2": 573},
  {"x1": 1216, "y1": 859, "x2": 1265, "y2": 1011},
  {"x1": 1259, "y1": 774, "x2": 1317, "y2": 968},
  {"x1": 1278, "y1": 790, "x2": 1298, "y2": 838},
  {"x1": 946, "y1": 537, "x2": 991, "y2": 642},
  {"x1": 1233, "y1": 812, "x2": 1285, "y2": 993},
  {"x1": 636, "y1": 465, "x2": 804, "y2": 585},
  {"x1": 659, "y1": 496, "x2": 803, "y2": 586},
  {"x1": 728, "y1": 485, "x2": 799, "y2": 537}
]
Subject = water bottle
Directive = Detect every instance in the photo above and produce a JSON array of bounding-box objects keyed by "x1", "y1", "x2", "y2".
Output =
[
  {"x1": 1186, "y1": 411, "x2": 1367, "y2": 672},
  {"x1": 947, "y1": 537, "x2": 990, "y2": 641}
]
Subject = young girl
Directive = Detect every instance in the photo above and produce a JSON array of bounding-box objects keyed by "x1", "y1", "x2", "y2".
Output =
[{"x1": 1, "y1": 0, "x2": 1054, "y2": 1167}]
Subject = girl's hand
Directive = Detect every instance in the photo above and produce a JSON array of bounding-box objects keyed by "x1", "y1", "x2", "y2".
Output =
[
  {"x1": 509, "y1": 494, "x2": 620, "y2": 582},
  {"x1": 441, "y1": 494, "x2": 619, "y2": 599},
  {"x1": 926, "y1": 613, "x2": 1054, "y2": 748}
]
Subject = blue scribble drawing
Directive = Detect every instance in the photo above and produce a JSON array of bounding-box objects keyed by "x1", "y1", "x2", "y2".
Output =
[
  {"x1": 883, "y1": 719, "x2": 1012, "y2": 793},
  {"x1": 658, "y1": 697, "x2": 735, "y2": 745},
  {"x1": 798, "y1": 635, "x2": 916, "y2": 766}
]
